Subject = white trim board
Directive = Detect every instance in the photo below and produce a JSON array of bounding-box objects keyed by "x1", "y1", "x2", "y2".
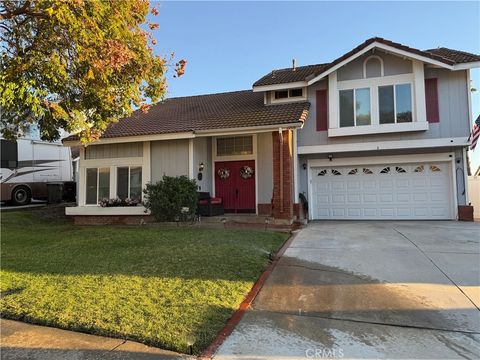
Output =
[
  {"x1": 298, "y1": 137, "x2": 470, "y2": 155},
  {"x1": 252, "y1": 81, "x2": 308, "y2": 92},
  {"x1": 65, "y1": 124, "x2": 303, "y2": 147},
  {"x1": 66, "y1": 206, "x2": 150, "y2": 216},
  {"x1": 63, "y1": 132, "x2": 195, "y2": 146},
  {"x1": 307, "y1": 152, "x2": 454, "y2": 168},
  {"x1": 328, "y1": 122, "x2": 428, "y2": 137}
]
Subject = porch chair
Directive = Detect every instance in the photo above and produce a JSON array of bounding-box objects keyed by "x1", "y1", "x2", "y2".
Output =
[{"x1": 197, "y1": 192, "x2": 224, "y2": 216}]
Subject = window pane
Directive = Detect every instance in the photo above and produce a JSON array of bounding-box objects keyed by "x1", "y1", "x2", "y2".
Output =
[
  {"x1": 274, "y1": 90, "x2": 288, "y2": 99},
  {"x1": 339, "y1": 90, "x2": 354, "y2": 127},
  {"x1": 396, "y1": 84, "x2": 412, "y2": 123},
  {"x1": 379, "y1": 85, "x2": 395, "y2": 124},
  {"x1": 217, "y1": 136, "x2": 253, "y2": 156},
  {"x1": 98, "y1": 168, "x2": 110, "y2": 201},
  {"x1": 289, "y1": 88, "x2": 303, "y2": 97},
  {"x1": 117, "y1": 167, "x2": 129, "y2": 200},
  {"x1": 86, "y1": 168, "x2": 98, "y2": 205},
  {"x1": 129, "y1": 167, "x2": 142, "y2": 201},
  {"x1": 355, "y1": 88, "x2": 371, "y2": 126}
]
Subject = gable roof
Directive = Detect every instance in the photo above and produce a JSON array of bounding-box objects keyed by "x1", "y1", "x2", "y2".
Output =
[
  {"x1": 64, "y1": 90, "x2": 309, "y2": 142},
  {"x1": 254, "y1": 37, "x2": 480, "y2": 88}
]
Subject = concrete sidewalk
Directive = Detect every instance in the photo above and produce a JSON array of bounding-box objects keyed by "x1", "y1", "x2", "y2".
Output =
[{"x1": 1, "y1": 319, "x2": 192, "y2": 360}]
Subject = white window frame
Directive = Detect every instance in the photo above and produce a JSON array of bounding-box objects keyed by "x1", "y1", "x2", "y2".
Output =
[
  {"x1": 335, "y1": 73, "x2": 416, "y2": 131},
  {"x1": 270, "y1": 87, "x2": 307, "y2": 104},
  {"x1": 339, "y1": 87, "x2": 372, "y2": 128},
  {"x1": 116, "y1": 165, "x2": 143, "y2": 200},
  {"x1": 85, "y1": 167, "x2": 110, "y2": 206},
  {"x1": 378, "y1": 83, "x2": 414, "y2": 125}
]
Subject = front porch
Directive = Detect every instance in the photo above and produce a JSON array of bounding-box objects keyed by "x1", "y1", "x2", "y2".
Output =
[{"x1": 66, "y1": 129, "x2": 304, "y2": 223}]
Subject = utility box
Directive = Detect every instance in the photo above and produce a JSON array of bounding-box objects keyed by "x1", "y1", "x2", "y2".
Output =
[{"x1": 47, "y1": 182, "x2": 64, "y2": 204}]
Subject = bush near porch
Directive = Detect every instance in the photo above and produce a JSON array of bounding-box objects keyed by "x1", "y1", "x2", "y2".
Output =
[
  {"x1": 0, "y1": 210, "x2": 287, "y2": 354},
  {"x1": 143, "y1": 175, "x2": 198, "y2": 221}
]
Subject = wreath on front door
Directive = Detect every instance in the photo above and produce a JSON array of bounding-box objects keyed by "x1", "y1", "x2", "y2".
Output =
[
  {"x1": 217, "y1": 168, "x2": 230, "y2": 180},
  {"x1": 240, "y1": 165, "x2": 254, "y2": 179}
]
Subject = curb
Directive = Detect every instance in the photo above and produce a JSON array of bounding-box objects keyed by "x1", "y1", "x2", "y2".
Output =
[{"x1": 199, "y1": 230, "x2": 299, "y2": 359}]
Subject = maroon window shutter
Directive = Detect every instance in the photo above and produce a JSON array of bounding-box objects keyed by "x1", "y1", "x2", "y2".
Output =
[
  {"x1": 316, "y1": 89, "x2": 328, "y2": 131},
  {"x1": 425, "y1": 78, "x2": 439, "y2": 123}
]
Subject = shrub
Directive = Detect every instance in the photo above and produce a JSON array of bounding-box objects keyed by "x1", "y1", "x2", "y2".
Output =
[{"x1": 143, "y1": 176, "x2": 198, "y2": 221}]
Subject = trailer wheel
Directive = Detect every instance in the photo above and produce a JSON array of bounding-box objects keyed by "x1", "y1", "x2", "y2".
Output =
[{"x1": 11, "y1": 186, "x2": 31, "y2": 206}]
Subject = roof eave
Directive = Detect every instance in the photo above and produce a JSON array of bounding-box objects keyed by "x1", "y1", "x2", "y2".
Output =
[
  {"x1": 62, "y1": 131, "x2": 195, "y2": 147},
  {"x1": 252, "y1": 81, "x2": 308, "y2": 92},
  {"x1": 194, "y1": 122, "x2": 304, "y2": 136},
  {"x1": 307, "y1": 41, "x2": 454, "y2": 86},
  {"x1": 452, "y1": 61, "x2": 480, "y2": 70}
]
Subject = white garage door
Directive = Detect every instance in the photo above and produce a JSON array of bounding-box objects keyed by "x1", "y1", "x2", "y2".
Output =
[{"x1": 311, "y1": 162, "x2": 454, "y2": 220}]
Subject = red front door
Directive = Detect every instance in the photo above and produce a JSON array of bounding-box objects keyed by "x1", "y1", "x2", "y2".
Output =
[{"x1": 215, "y1": 160, "x2": 255, "y2": 213}]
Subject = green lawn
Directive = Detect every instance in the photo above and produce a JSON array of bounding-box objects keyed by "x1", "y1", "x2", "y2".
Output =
[{"x1": 0, "y1": 210, "x2": 287, "y2": 354}]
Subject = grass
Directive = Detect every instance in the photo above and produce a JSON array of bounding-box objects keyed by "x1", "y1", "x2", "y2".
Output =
[{"x1": 0, "y1": 210, "x2": 287, "y2": 354}]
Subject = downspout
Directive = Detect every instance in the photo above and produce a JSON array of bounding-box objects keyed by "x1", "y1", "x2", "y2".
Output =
[{"x1": 279, "y1": 127, "x2": 283, "y2": 213}]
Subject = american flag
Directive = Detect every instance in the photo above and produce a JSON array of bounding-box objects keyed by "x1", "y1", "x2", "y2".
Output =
[{"x1": 469, "y1": 115, "x2": 480, "y2": 150}]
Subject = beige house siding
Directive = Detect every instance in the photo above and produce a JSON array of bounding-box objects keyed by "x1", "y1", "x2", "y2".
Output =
[
  {"x1": 85, "y1": 142, "x2": 143, "y2": 159},
  {"x1": 257, "y1": 132, "x2": 274, "y2": 204},
  {"x1": 150, "y1": 139, "x2": 189, "y2": 182}
]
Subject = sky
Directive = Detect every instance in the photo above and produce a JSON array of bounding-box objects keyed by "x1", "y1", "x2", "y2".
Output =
[{"x1": 148, "y1": 1, "x2": 480, "y2": 168}]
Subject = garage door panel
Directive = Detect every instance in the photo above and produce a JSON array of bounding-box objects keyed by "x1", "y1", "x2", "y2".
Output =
[
  {"x1": 332, "y1": 194, "x2": 346, "y2": 204},
  {"x1": 332, "y1": 208, "x2": 346, "y2": 217},
  {"x1": 395, "y1": 179, "x2": 410, "y2": 188},
  {"x1": 311, "y1": 161, "x2": 453, "y2": 220},
  {"x1": 397, "y1": 208, "x2": 412, "y2": 217},
  {"x1": 396, "y1": 193, "x2": 410, "y2": 202},
  {"x1": 347, "y1": 194, "x2": 361, "y2": 203},
  {"x1": 348, "y1": 208, "x2": 362, "y2": 217}
]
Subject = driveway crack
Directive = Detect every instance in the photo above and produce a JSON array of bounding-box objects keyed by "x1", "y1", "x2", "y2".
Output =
[
  {"x1": 393, "y1": 227, "x2": 480, "y2": 312},
  {"x1": 109, "y1": 339, "x2": 127, "y2": 352}
]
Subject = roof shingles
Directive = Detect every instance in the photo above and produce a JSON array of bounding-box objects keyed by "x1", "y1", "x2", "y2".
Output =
[
  {"x1": 66, "y1": 90, "x2": 309, "y2": 141},
  {"x1": 253, "y1": 37, "x2": 480, "y2": 87}
]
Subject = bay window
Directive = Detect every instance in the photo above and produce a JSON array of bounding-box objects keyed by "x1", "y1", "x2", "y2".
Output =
[
  {"x1": 338, "y1": 79, "x2": 413, "y2": 129},
  {"x1": 117, "y1": 166, "x2": 142, "y2": 201},
  {"x1": 86, "y1": 168, "x2": 110, "y2": 205}
]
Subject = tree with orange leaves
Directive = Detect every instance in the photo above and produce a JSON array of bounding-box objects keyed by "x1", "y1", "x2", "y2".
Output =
[{"x1": 0, "y1": 0, "x2": 186, "y2": 143}]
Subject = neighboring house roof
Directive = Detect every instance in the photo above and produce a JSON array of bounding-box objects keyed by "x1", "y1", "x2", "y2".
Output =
[
  {"x1": 64, "y1": 90, "x2": 309, "y2": 141},
  {"x1": 254, "y1": 37, "x2": 480, "y2": 87},
  {"x1": 424, "y1": 47, "x2": 480, "y2": 65}
]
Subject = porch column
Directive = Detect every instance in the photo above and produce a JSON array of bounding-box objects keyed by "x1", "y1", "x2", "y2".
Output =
[{"x1": 272, "y1": 129, "x2": 294, "y2": 221}]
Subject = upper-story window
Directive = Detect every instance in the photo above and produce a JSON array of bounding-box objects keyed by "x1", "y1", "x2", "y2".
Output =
[
  {"x1": 338, "y1": 77, "x2": 413, "y2": 128},
  {"x1": 274, "y1": 88, "x2": 304, "y2": 100},
  {"x1": 379, "y1": 84, "x2": 412, "y2": 124},
  {"x1": 339, "y1": 88, "x2": 371, "y2": 127}
]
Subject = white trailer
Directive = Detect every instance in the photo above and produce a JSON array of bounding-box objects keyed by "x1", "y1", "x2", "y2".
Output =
[{"x1": 1, "y1": 130, "x2": 73, "y2": 205}]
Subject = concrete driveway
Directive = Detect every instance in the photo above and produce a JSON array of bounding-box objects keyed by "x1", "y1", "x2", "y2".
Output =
[{"x1": 214, "y1": 221, "x2": 480, "y2": 359}]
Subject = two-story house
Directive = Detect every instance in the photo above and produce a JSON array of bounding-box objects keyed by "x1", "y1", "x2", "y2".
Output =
[{"x1": 64, "y1": 38, "x2": 479, "y2": 223}]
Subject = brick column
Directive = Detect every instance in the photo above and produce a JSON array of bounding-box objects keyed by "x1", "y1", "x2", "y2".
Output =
[{"x1": 272, "y1": 130, "x2": 293, "y2": 220}]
